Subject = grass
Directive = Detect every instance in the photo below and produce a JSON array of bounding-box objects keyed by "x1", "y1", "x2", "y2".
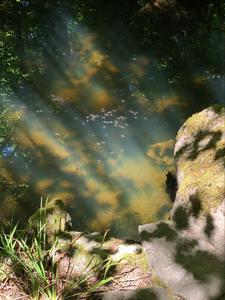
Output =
[{"x1": 0, "y1": 198, "x2": 115, "y2": 300}]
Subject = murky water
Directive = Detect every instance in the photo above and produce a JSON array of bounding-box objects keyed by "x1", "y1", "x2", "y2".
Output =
[{"x1": 0, "y1": 21, "x2": 224, "y2": 239}]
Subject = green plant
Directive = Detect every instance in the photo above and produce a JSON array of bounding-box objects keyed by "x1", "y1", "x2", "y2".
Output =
[
  {"x1": 61, "y1": 259, "x2": 115, "y2": 299},
  {"x1": 0, "y1": 198, "x2": 58, "y2": 299},
  {"x1": 0, "y1": 198, "x2": 115, "y2": 299}
]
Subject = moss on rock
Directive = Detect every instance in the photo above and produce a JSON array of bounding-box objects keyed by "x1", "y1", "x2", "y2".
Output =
[{"x1": 172, "y1": 106, "x2": 225, "y2": 216}]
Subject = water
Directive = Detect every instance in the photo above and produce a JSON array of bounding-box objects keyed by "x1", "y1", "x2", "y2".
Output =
[{"x1": 0, "y1": 13, "x2": 224, "y2": 240}]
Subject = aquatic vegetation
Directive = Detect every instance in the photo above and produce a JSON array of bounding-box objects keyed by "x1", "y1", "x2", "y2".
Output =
[{"x1": 147, "y1": 139, "x2": 174, "y2": 166}]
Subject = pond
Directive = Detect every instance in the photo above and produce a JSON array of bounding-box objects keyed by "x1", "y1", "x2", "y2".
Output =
[{"x1": 0, "y1": 4, "x2": 224, "y2": 240}]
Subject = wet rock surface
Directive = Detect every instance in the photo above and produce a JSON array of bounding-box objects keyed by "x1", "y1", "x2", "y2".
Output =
[{"x1": 139, "y1": 106, "x2": 225, "y2": 300}]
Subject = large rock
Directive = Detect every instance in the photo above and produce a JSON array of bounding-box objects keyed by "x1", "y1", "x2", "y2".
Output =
[
  {"x1": 139, "y1": 106, "x2": 225, "y2": 300},
  {"x1": 172, "y1": 105, "x2": 225, "y2": 217}
]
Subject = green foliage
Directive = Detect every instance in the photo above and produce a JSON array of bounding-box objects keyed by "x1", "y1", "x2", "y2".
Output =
[
  {"x1": 0, "y1": 198, "x2": 57, "y2": 299},
  {"x1": 0, "y1": 198, "x2": 115, "y2": 299}
]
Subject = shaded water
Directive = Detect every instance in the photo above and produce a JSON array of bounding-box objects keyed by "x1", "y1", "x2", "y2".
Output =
[{"x1": 0, "y1": 15, "x2": 224, "y2": 239}]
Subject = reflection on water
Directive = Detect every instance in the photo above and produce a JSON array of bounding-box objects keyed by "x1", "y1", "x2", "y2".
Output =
[{"x1": 0, "y1": 19, "x2": 223, "y2": 239}]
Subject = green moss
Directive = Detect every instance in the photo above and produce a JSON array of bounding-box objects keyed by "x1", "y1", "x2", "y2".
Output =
[
  {"x1": 175, "y1": 106, "x2": 225, "y2": 215},
  {"x1": 120, "y1": 252, "x2": 149, "y2": 271}
]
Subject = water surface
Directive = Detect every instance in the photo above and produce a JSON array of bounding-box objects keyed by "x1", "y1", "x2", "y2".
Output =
[{"x1": 0, "y1": 14, "x2": 224, "y2": 239}]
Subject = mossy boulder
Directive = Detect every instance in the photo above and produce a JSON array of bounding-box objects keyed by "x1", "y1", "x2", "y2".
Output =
[{"x1": 172, "y1": 106, "x2": 225, "y2": 216}]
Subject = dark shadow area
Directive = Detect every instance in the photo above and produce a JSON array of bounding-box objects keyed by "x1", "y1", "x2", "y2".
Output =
[
  {"x1": 140, "y1": 221, "x2": 177, "y2": 242},
  {"x1": 175, "y1": 241, "x2": 225, "y2": 298},
  {"x1": 174, "y1": 143, "x2": 189, "y2": 160},
  {"x1": 215, "y1": 148, "x2": 225, "y2": 166},
  {"x1": 175, "y1": 129, "x2": 223, "y2": 162},
  {"x1": 172, "y1": 206, "x2": 189, "y2": 230},
  {"x1": 126, "y1": 288, "x2": 158, "y2": 300},
  {"x1": 165, "y1": 171, "x2": 177, "y2": 202},
  {"x1": 172, "y1": 195, "x2": 203, "y2": 229},
  {"x1": 190, "y1": 195, "x2": 202, "y2": 218},
  {"x1": 188, "y1": 130, "x2": 222, "y2": 160},
  {"x1": 88, "y1": 288, "x2": 159, "y2": 300},
  {"x1": 204, "y1": 214, "x2": 215, "y2": 238}
]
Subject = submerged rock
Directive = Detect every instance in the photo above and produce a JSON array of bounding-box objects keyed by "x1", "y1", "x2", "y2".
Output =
[{"x1": 139, "y1": 106, "x2": 225, "y2": 300}]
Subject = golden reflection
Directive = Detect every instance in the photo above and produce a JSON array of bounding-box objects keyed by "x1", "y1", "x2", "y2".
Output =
[
  {"x1": 53, "y1": 30, "x2": 119, "y2": 111},
  {"x1": 89, "y1": 50, "x2": 105, "y2": 67},
  {"x1": 90, "y1": 88, "x2": 113, "y2": 110},
  {"x1": 96, "y1": 190, "x2": 120, "y2": 209},
  {"x1": 28, "y1": 130, "x2": 70, "y2": 160},
  {"x1": 152, "y1": 96, "x2": 186, "y2": 113},
  {"x1": 86, "y1": 178, "x2": 100, "y2": 194},
  {"x1": 60, "y1": 180, "x2": 73, "y2": 189},
  {"x1": 78, "y1": 33, "x2": 97, "y2": 54},
  {"x1": 55, "y1": 87, "x2": 78, "y2": 103},
  {"x1": 128, "y1": 185, "x2": 169, "y2": 224},
  {"x1": 105, "y1": 61, "x2": 119, "y2": 73},
  {"x1": 147, "y1": 139, "x2": 174, "y2": 166},
  {"x1": 110, "y1": 157, "x2": 170, "y2": 223},
  {"x1": 36, "y1": 178, "x2": 54, "y2": 193},
  {"x1": 50, "y1": 122, "x2": 75, "y2": 140},
  {"x1": 17, "y1": 131, "x2": 36, "y2": 150},
  {"x1": 90, "y1": 210, "x2": 114, "y2": 232},
  {"x1": 112, "y1": 158, "x2": 163, "y2": 189},
  {"x1": 61, "y1": 163, "x2": 87, "y2": 176}
]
